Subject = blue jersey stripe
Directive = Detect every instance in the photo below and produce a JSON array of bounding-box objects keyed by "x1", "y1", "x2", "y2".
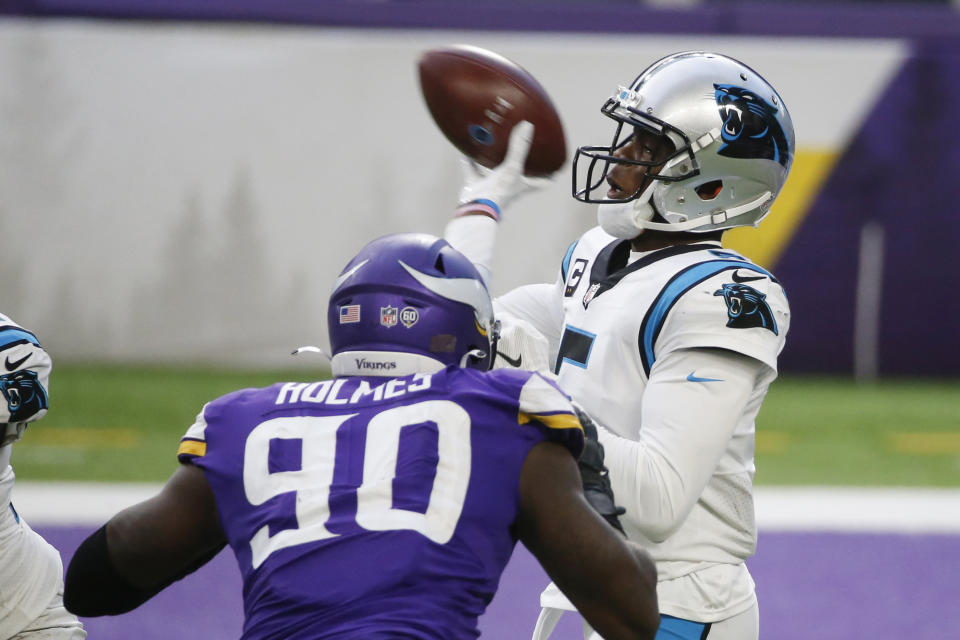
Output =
[
  {"x1": 0, "y1": 328, "x2": 41, "y2": 351},
  {"x1": 639, "y1": 260, "x2": 775, "y2": 376},
  {"x1": 657, "y1": 614, "x2": 711, "y2": 639},
  {"x1": 560, "y1": 240, "x2": 578, "y2": 282}
]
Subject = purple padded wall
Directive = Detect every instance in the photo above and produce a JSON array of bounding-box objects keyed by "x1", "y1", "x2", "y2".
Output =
[
  {"x1": 776, "y1": 40, "x2": 960, "y2": 375},
  {"x1": 2, "y1": 1, "x2": 959, "y2": 40}
]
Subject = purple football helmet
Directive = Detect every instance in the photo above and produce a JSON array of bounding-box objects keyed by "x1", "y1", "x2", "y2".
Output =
[{"x1": 328, "y1": 233, "x2": 498, "y2": 376}]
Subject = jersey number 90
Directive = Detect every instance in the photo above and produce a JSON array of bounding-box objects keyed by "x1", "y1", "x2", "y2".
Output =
[{"x1": 242, "y1": 400, "x2": 472, "y2": 569}]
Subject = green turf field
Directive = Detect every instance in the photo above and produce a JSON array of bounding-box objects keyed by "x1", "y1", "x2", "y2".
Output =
[{"x1": 10, "y1": 365, "x2": 960, "y2": 486}]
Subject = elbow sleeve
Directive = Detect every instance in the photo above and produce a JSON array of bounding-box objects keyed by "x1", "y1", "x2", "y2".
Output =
[{"x1": 64, "y1": 525, "x2": 157, "y2": 616}]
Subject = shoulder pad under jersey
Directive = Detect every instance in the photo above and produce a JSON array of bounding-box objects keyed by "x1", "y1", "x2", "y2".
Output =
[{"x1": 514, "y1": 371, "x2": 584, "y2": 458}]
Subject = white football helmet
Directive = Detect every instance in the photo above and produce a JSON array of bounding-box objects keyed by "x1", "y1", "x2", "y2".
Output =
[{"x1": 573, "y1": 51, "x2": 795, "y2": 237}]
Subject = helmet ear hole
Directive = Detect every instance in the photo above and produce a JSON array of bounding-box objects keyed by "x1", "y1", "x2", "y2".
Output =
[
  {"x1": 696, "y1": 180, "x2": 723, "y2": 200},
  {"x1": 434, "y1": 254, "x2": 446, "y2": 273}
]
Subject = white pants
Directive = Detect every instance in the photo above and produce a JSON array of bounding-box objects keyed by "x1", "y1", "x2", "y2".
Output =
[
  {"x1": 1, "y1": 477, "x2": 86, "y2": 640},
  {"x1": 8, "y1": 591, "x2": 86, "y2": 640},
  {"x1": 531, "y1": 599, "x2": 759, "y2": 640}
]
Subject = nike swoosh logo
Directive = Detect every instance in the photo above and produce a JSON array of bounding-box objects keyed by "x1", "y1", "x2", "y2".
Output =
[
  {"x1": 4, "y1": 353, "x2": 29, "y2": 371},
  {"x1": 687, "y1": 372, "x2": 723, "y2": 383},
  {"x1": 731, "y1": 270, "x2": 766, "y2": 284},
  {"x1": 496, "y1": 351, "x2": 523, "y2": 368}
]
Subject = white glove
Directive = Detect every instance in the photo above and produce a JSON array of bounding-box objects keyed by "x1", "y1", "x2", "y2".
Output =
[
  {"x1": 456, "y1": 121, "x2": 554, "y2": 219},
  {"x1": 491, "y1": 313, "x2": 553, "y2": 372}
]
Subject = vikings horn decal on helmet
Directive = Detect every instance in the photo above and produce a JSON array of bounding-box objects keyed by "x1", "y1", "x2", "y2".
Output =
[
  {"x1": 327, "y1": 233, "x2": 499, "y2": 377},
  {"x1": 573, "y1": 51, "x2": 795, "y2": 238}
]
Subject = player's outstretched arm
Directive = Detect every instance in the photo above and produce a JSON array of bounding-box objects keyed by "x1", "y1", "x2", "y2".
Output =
[
  {"x1": 516, "y1": 441, "x2": 659, "y2": 640},
  {"x1": 445, "y1": 121, "x2": 553, "y2": 284},
  {"x1": 64, "y1": 463, "x2": 226, "y2": 616}
]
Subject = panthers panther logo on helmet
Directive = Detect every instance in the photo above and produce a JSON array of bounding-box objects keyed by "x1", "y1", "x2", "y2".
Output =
[
  {"x1": 713, "y1": 283, "x2": 778, "y2": 335},
  {"x1": 714, "y1": 84, "x2": 790, "y2": 168},
  {"x1": 0, "y1": 369, "x2": 49, "y2": 423}
]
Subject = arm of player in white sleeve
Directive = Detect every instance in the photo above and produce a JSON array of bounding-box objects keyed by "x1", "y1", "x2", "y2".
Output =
[
  {"x1": 494, "y1": 281, "x2": 565, "y2": 354},
  {"x1": 446, "y1": 224, "x2": 567, "y2": 367},
  {"x1": 444, "y1": 121, "x2": 551, "y2": 287},
  {"x1": 444, "y1": 214, "x2": 499, "y2": 287},
  {"x1": 444, "y1": 220, "x2": 564, "y2": 372},
  {"x1": 596, "y1": 346, "x2": 764, "y2": 542}
]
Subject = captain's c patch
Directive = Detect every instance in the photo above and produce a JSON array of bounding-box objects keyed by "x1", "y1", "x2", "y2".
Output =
[{"x1": 565, "y1": 259, "x2": 589, "y2": 297}]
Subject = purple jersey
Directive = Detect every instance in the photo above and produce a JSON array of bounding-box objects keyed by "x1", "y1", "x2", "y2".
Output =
[{"x1": 177, "y1": 366, "x2": 583, "y2": 640}]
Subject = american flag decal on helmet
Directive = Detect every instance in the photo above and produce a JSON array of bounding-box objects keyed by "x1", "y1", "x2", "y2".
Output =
[{"x1": 339, "y1": 305, "x2": 361, "y2": 324}]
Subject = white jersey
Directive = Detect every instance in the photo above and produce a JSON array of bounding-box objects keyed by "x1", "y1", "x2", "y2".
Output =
[
  {"x1": 495, "y1": 226, "x2": 789, "y2": 622},
  {"x1": 0, "y1": 313, "x2": 84, "y2": 639}
]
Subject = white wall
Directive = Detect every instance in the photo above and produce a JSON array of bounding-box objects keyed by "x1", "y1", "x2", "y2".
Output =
[{"x1": 0, "y1": 19, "x2": 905, "y2": 365}]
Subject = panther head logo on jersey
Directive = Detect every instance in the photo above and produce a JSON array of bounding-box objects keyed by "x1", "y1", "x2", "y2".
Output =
[
  {"x1": 713, "y1": 283, "x2": 778, "y2": 335},
  {"x1": 714, "y1": 84, "x2": 789, "y2": 168},
  {"x1": 0, "y1": 369, "x2": 49, "y2": 422}
]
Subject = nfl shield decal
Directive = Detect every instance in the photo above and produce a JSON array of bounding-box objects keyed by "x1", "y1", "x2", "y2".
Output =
[
  {"x1": 380, "y1": 306, "x2": 398, "y2": 328},
  {"x1": 582, "y1": 283, "x2": 601, "y2": 309}
]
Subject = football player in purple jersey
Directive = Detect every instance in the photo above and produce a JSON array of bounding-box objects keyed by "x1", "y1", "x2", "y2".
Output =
[{"x1": 63, "y1": 233, "x2": 659, "y2": 639}]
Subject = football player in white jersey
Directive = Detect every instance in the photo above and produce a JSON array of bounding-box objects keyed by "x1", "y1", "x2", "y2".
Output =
[
  {"x1": 0, "y1": 313, "x2": 86, "y2": 639},
  {"x1": 445, "y1": 51, "x2": 794, "y2": 640}
]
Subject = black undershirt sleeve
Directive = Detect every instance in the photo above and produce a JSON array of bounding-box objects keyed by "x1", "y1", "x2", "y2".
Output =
[
  {"x1": 63, "y1": 524, "x2": 158, "y2": 616},
  {"x1": 64, "y1": 524, "x2": 226, "y2": 617}
]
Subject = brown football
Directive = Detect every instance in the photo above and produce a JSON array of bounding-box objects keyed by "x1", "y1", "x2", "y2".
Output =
[{"x1": 418, "y1": 45, "x2": 567, "y2": 177}]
